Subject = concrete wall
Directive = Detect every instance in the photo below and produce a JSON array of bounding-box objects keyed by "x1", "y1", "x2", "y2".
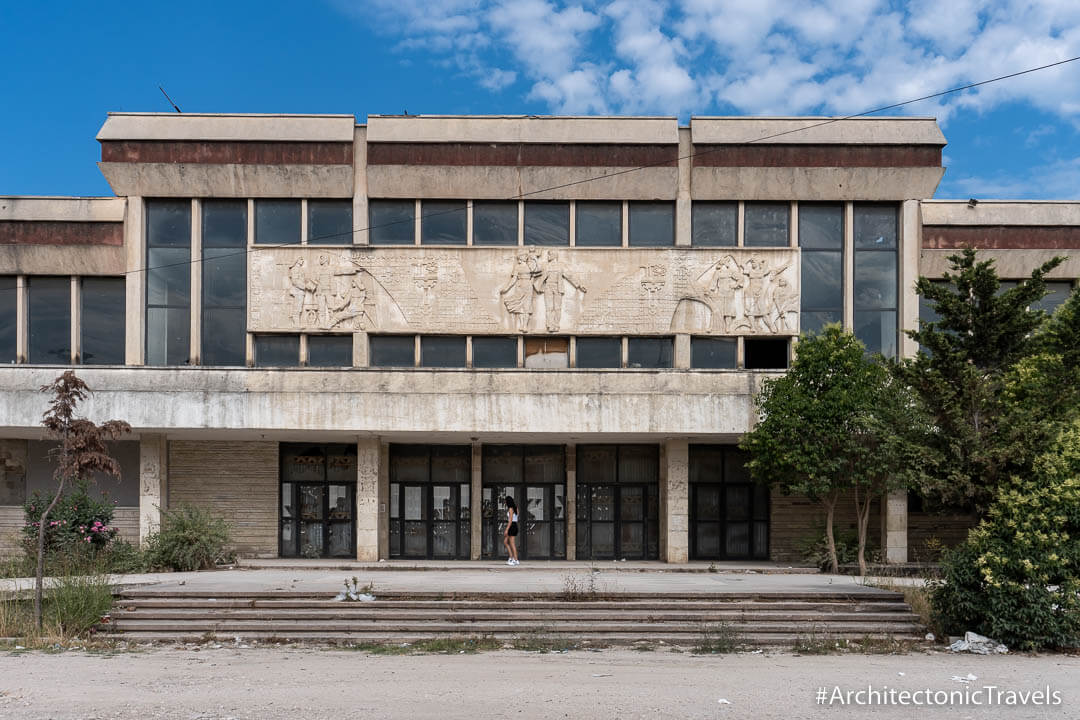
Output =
[{"x1": 167, "y1": 441, "x2": 278, "y2": 557}]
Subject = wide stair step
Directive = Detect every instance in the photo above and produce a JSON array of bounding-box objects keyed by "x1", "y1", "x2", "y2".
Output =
[{"x1": 103, "y1": 590, "x2": 927, "y2": 647}]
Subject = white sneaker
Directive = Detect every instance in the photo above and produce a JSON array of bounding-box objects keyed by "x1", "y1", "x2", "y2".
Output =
[
  {"x1": 506, "y1": 558, "x2": 514, "y2": 566},
  {"x1": 511, "y1": 559, "x2": 520, "y2": 566}
]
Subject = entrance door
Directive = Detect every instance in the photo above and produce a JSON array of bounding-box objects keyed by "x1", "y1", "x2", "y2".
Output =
[
  {"x1": 280, "y1": 443, "x2": 357, "y2": 559},
  {"x1": 481, "y1": 445, "x2": 566, "y2": 560},
  {"x1": 576, "y1": 483, "x2": 658, "y2": 560},
  {"x1": 689, "y1": 445, "x2": 769, "y2": 560},
  {"x1": 388, "y1": 445, "x2": 471, "y2": 559}
]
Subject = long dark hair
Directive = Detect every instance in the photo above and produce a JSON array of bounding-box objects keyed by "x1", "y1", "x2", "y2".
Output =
[{"x1": 504, "y1": 496, "x2": 517, "y2": 512}]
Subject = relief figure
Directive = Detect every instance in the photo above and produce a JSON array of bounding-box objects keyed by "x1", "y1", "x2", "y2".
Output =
[
  {"x1": 500, "y1": 252, "x2": 539, "y2": 331},
  {"x1": 535, "y1": 250, "x2": 586, "y2": 332}
]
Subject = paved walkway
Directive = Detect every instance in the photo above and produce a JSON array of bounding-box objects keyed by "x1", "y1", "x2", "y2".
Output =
[{"x1": 2, "y1": 561, "x2": 906, "y2": 596}]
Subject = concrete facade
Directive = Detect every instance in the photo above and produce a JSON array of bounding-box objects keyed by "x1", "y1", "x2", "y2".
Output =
[{"x1": 0, "y1": 113, "x2": 1075, "y2": 564}]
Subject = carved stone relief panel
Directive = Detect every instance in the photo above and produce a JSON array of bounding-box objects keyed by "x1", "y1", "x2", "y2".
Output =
[{"x1": 248, "y1": 247, "x2": 799, "y2": 336}]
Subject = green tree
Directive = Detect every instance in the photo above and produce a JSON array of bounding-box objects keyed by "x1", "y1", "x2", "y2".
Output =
[
  {"x1": 32, "y1": 372, "x2": 130, "y2": 630},
  {"x1": 740, "y1": 326, "x2": 921, "y2": 574},
  {"x1": 894, "y1": 248, "x2": 1066, "y2": 509}
]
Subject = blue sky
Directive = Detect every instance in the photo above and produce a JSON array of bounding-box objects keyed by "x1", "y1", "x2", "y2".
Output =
[{"x1": 1, "y1": 0, "x2": 1078, "y2": 200}]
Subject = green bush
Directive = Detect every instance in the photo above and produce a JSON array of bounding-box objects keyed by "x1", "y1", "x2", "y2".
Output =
[
  {"x1": 101, "y1": 539, "x2": 147, "y2": 574},
  {"x1": 21, "y1": 479, "x2": 118, "y2": 553},
  {"x1": 933, "y1": 421, "x2": 1080, "y2": 650},
  {"x1": 144, "y1": 504, "x2": 233, "y2": 571},
  {"x1": 45, "y1": 572, "x2": 114, "y2": 636}
]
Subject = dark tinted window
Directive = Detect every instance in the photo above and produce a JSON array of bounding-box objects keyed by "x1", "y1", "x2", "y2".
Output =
[
  {"x1": 254, "y1": 335, "x2": 300, "y2": 366},
  {"x1": 0, "y1": 277, "x2": 15, "y2": 364},
  {"x1": 370, "y1": 335, "x2": 415, "y2": 367},
  {"x1": 471, "y1": 336, "x2": 517, "y2": 368},
  {"x1": 854, "y1": 204, "x2": 898, "y2": 357},
  {"x1": 146, "y1": 199, "x2": 190, "y2": 365},
  {"x1": 308, "y1": 200, "x2": 353, "y2": 245},
  {"x1": 421, "y1": 336, "x2": 466, "y2": 367},
  {"x1": 473, "y1": 202, "x2": 518, "y2": 246},
  {"x1": 202, "y1": 308, "x2": 246, "y2": 366},
  {"x1": 575, "y1": 337, "x2": 622, "y2": 368},
  {"x1": 308, "y1": 335, "x2": 353, "y2": 367},
  {"x1": 146, "y1": 199, "x2": 191, "y2": 247},
  {"x1": 744, "y1": 203, "x2": 790, "y2": 247},
  {"x1": 627, "y1": 337, "x2": 672, "y2": 368},
  {"x1": 255, "y1": 200, "x2": 301, "y2": 245},
  {"x1": 81, "y1": 277, "x2": 125, "y2": 365},
  {"x1": 799, "y1": 203, "x2": 843, "y2": 335},
  {"x1": 798, "y1": 203, "x2": 842, "y2": 249},
  {"x1": 575, "y1": 202, "x2": 621, "y2": 247},
  {"x1": 201, "y1": 200, "x2": 248, "y2": 366},
  {"x1": 1033, "y1": 281, "x2": 1073, "y2": 313},
  {"x1": 692, "y1": 202, "x2": 737, "y2": 247},
  {"x1": 421, "y1": 201, "x2": 467, "y2": 245},
  {"x1": 202, "y1": 199, "x2": 247, "y2": 248},
  {"x1": 28, "y1": 277, "x2": 70, "y2": 364},
  {"x1": 854, "y1": 204, "x2": 897, "y2": 249},
  {"x1": 744, "y1": 338, "x2": 788, "y2": 369},
  {"x1": 369, "y1": 200, "x2": 415, "y2": 245},
  {"x1": 524, "y1": 202, "x2": 569, "y2": 246},
  {"x1": 628, "y1": 202, "x2": 674, "y2": 247},
  {"x1": 691, "y1": 337, "x2": 736, "y2": 369}
]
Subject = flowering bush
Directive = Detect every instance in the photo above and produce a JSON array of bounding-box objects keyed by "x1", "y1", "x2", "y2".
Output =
[
  {"x1": 21, "y1": 479, "x2": 119, "y2": 554},
  {"x1": 933, "y1": 420, "x2": 1080, "y2": 650}
]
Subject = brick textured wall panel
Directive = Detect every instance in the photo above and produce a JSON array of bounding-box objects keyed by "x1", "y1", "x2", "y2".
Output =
[
  {"x1": 922, "y1": 225, "x2": 1080, "y2": 249},
  {"x1": 100, "y1": 141, "x2": 353, "y2": 166},
  {"x1": 168, "y1": 441, "x2": 279, "y2": 557},
  {"x1": 769, "y1": 492, "x2": 882, "y2": 564},
  {"x1": 908, "y1": 510, "x2": 978, "y2": 560},
  {"x1": 0, "y1": 506, "x2": 22, "y2": 557},
  {"x1": 0, "y1": 221, "x2": 123, "y2": 246},
  {"x1": 367, "y1": 142, "x2": 678, "y2": 167},
  {"x1": 692, "y1": 144, "x2": 942, "y2": 167}
]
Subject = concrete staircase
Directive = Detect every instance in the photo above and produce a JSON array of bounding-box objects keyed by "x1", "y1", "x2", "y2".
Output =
[{"x1": 105, "y1": 589, "x2": 926, "y2": 647}]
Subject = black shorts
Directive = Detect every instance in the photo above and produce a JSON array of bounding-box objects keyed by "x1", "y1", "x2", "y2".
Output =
[{"x1": 508, "y1": 522, "x2": 519, "y2": 537}]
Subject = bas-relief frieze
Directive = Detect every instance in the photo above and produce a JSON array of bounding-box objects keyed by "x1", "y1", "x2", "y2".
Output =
[{"x1": 247, "y1": 247, "x2": 799, "y2": 336}]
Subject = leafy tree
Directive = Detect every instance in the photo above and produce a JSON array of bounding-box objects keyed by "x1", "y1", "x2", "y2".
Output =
[
  {"x1": 894, "y1": 248, "x2": 1066, "y2": 509},
  {"x1": 740, "y1": 326, "x2": 922, "y2": 574},
  {"x1": 32, "y1": 372, "x2": 130, "y2": 630}
]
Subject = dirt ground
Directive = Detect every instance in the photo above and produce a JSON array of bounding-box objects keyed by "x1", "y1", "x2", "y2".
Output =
[{"x1": 0, "y1": 646, "x2": 1076, "y2": 719}]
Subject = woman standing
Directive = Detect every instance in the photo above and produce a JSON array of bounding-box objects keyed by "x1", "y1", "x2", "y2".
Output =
[{"x1": 502, "y1": 496, "x2": 520, "y2": 566}]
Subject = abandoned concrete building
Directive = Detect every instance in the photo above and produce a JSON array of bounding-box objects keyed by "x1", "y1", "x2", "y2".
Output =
[{"x1": 0, "y1": 113, "x2": 1076, "y2": 564}]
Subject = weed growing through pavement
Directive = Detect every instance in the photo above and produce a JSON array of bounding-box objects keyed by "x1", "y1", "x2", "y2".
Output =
[{"x1": 692, "y1": 622, "x2": 742, "y2": 654}]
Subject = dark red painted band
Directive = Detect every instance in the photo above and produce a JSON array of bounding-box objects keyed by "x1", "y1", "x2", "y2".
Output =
[
  {"x1": 0, "y1": 221, "x2": 123, "y2": 246},
  {"x1": 922, "y1": 225, "x2": 1080, "y2": 250},
  {"x1": 367, "y1": 143, "x2": 678, "y2": 167},
  {"x1": 100, "y1": 141, "x2": 353, "y2": 165},
  {"x1": 692, "y1": 144, "x2": 942, "y2": 167}
]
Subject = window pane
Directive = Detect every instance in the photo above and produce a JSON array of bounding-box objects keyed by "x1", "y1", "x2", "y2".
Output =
[
  {"x1": 471, "y1": 336, "x2": 517, "y2": 368},
  {"x1": 202, "y1": 308, "x2": 246, "y2": 366},
  {"x1": 801, "y1": 251, "x2": 842, "y2": 310},
  {"x1": 692, "y1": 202, "x2": 736, "y2": 247},
  {"x1": 147, "y1": 248, "x2": 191, "y2": 306},
  {"x1": 618, "y1": 445, "x2": 659, "y2": 484},
  {"x1": 628, "y1": 202, "x2": 674, "y2": 247},
  {"x1": 575, "y1": 202, "x2": 621, "y2": 247},
  {"x1": 370, "y1": 335, "x2": 415, "y2": 366},
  {"x1": 421, "y1": 201, "x2": 467, "y2": 245},
  {"x1": 725, "y1": 449, "x2": 751, "y2": 483},
  {"x1": 690, "y1": 337, "x2": 736, "y2": 369},
  {"x1": 578, "y1": 446, "x2": 616, "y2": 485},
  {"x1": 146, "y1": 307, "x2": 189, "y2": 366},
  {"x1": 202, "y1": 200, "x2": 246, "y2": 248},
  {"x1": 308, "y1": 335, "x2": 353, "y2": 367},
  {"x1": 146, "y1": 200, "x2": 190, "y2": 247},
  {"x1": 525, "y1": 446, "x2": 564, "y2": 485},
  {"x1": 0, "y1": 277, "x2": 16, "y2": 364},
  {"x1": 801, "y1": 310, "x2": 842, "y2": 335},
  {"x1": 254, "y1": 334, "x2": 300, "y2": 366},
  {"x1": 627, "y1": 337, "x2": 672, "y2": 368},
  {"x1": 483, "y1": 445, "x2": 523, "y2": 485},
  {"x1": 421, "y1": 336, "x2": 466, "y2": 367},
  {"x1": 854, "y1": 251, "x2": 897, "y2": 309},
  {"x1": 689, "y1": 446, "x2": 723, "y2": 484},
  {"x1": 81, "y1": 277, "x2": 125, "y2": 365},
  {"x1": 524, "y1": 202, "x2": 569, "y2": 246},
  {"x1": 854, "y1": 205, "x2": 897, "y2": 249},
  {"x1": 1033, "y1": 281, "x2": 1073, "y2": 313},
  {"x1": 473, "y1": 202, "x2": 518, "y2": 246},
  {"x1": 255, "y1": 200, "x2": 301, "y2": 245},
  {"x1": 798, "y1": 203, "x2": 843, "y2": 249},
  {"x1": 369, "y1": 200, "x2": 415, "y2": 245},
  {"x1": 28, "y1": 277, "x2": 70, "y2": 364},
  {"x1": 202, "y1": 248, "x2": 246, "y2": 307},
  {"x1": 855, "y1": 310, "x2": 897, "y2": 358},
  {"x1": 744, "y1": 203, "x2": 790, "y2": 247},
  {"x1": 308, "y1": 200, "x2": 352, "y2": 245},
  {"x1": 744, "y1": 338, "x2": 788, "y2": 369},
  {"x1": 391, "y1": 445, "x2": 429, "y2": 484},
  {"x1": 575, "y1": 337, "x2": 621, "y2": 368},
  {"x1": 524, "y1": 336, "x2": 568, "y2": 368}
]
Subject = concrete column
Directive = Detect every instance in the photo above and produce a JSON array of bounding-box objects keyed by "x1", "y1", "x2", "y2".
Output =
[
  {"x1": 355, "y1": 436, "x2": 380, "y2": 561},
  {"x1": 881, "y1": 491, "x2": 908, "y2": 563},
  {"x1": 673, "y1": 334, "x2": 691, "y2": 369},
  {"x1": 353, "y1": 126, "x2": 369, "y2": 245},
  {"x1": 899, "y1": 200, "x2": 921, "y2": 359},
  {"x1": 660, "y1": 439, "x2": 689, "y2": 563},
  {"x1": 353, "y1": 331, "x2": 369, "y2": 367},
  {"x1": 565, "y1": 444, "x2": 576, "y2": 561},
  {"x1": 470, "y1": 442, "x2": 482, "y2": 560},
  {"x1": 124, "y1": 197, "x2": 144, "y2": 365},
  {"x1": 138, "y1": 433, "x2": 168, "y2": 544},
  {"x1": 675, "y1": 127, "x2": 691, "y2": 247}
]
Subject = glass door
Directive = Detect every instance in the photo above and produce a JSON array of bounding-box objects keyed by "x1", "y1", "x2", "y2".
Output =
[
  {"x1": 689, "y1": 445, "x2": 769, "y2": 560},
  {"x1": 388, "y1": 445, "x2": 471, "y2": 559},
  {"x1": 279, "y1": 444, "x2": 356, "y2": 558},
  {"x1": 481, "y1": 445, "x2": 566, "y2": 560}
]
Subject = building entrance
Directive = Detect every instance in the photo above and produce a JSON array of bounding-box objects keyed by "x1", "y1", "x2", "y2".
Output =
[
  {"x1": 279, "y1": 443, "x2": 356, "y2": 558},
  {"x1": 575, "y1": 445, "x2": 659, "y2": 560},
  {"x1": 481, "y1": 445, "x2": 566, "y2": 560}
]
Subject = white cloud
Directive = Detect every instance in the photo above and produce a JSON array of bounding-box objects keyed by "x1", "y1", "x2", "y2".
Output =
[{"x1": 943, "y1": 156, "x2": 1080, "y2": 200}]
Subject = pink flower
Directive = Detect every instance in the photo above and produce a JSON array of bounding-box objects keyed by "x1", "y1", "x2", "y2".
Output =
[{"x1": 84, "y1": 536, "x2": 92, "y2": 543}]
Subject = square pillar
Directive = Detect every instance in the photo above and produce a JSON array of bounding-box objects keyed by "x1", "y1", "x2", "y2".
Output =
[
  {"x1": 470, "y1": 442, "x2": 482, "y2": 560},
  {"x1": 661, "y1": 439, "x2": 689, "y2": 563},
  {"x1": 881, "y1": 490, "x2": 908, "y2": 563},
  {"x1": 565, "y1": 444, "x2": 576, "y2": 561},
  {"x1": 138, "y1": 434, "x2": 167, "y2": 545},
  {"x1": 355, "y1": 436, "x2": 380, "y2": 561}
]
